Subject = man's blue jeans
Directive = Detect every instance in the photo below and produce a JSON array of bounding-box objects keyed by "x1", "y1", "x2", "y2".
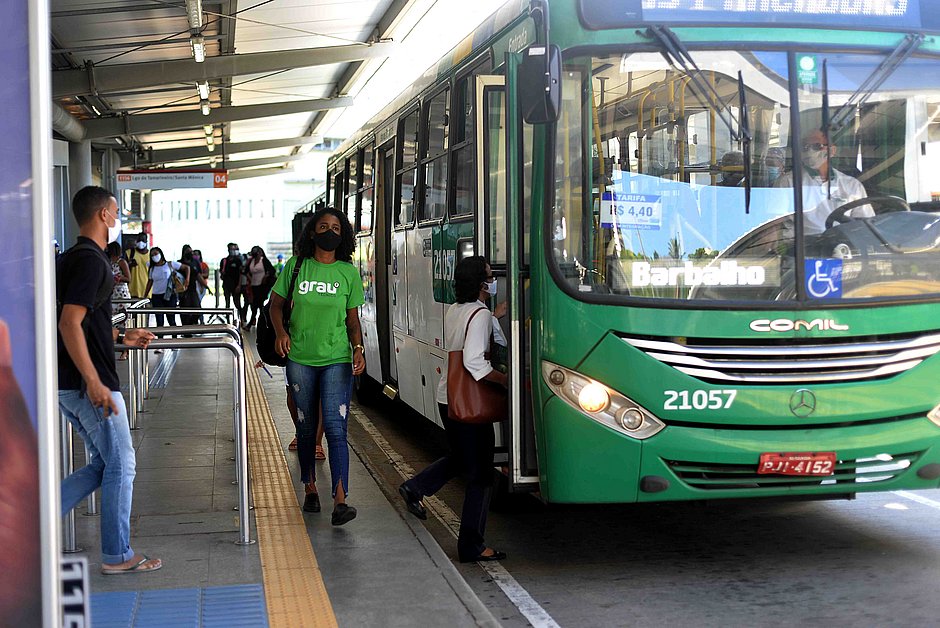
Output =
[
  {"x1": 286, "y1": 360, "x2": 352, "y2": 497},
  {"x1": 59, "y1": 390, "x2": 136, "y2": 564}
]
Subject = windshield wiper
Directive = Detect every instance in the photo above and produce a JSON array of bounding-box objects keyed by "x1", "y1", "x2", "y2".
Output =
[
  {"x1": 737, "y1": 70, "x2": 752, "y2": 214},
  {"x1": 829, "y1": 33, "x2": 924, "y2": 131},
  {"x1": 645, "y1": 26, "x2": 743, "y2": 142}
]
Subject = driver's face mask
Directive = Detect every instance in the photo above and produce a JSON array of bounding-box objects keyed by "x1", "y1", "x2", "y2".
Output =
[{"x1": 802, "y1": 147, "x2": 828, "y2": 171}]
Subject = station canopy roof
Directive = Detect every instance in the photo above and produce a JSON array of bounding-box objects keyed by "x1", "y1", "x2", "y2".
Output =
[{"x1": 49, "y1": 0, "x2": 503, "y2": 180}]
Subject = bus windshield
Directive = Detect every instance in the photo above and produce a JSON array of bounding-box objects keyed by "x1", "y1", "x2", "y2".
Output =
[{"x1": 552, "y1": 47, "x2": 940, "y2": 303}]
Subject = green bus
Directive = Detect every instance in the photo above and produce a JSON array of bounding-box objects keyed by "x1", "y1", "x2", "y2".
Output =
[{"x1": 322, "y1": 0, "x2": 940, "y2": 503}]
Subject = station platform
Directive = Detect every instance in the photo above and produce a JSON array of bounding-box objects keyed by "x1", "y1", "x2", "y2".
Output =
[{"x1": 69, "y1": 338, "x2": 500, "y2": 627}]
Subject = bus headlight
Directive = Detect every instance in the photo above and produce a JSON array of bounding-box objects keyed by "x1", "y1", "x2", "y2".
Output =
[
  {"x1": 578, "y1": 383, "x2": 609, "y2": 413},
  {"x1": 542, "y1": 361, "x2": 666, "y2": 440}
]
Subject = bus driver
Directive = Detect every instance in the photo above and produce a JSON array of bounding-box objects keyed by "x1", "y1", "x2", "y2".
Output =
[{"x1": 774, "y1": 128, "x2": 871, "y2": 234}]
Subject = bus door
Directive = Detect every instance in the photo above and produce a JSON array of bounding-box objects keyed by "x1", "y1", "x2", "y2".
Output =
[
  {"x1": 476, "y1": 73, "x2": 540, "y2": 490},
  {"x1": 374, "y1": 142, "x2": 395, "y2": 384}
]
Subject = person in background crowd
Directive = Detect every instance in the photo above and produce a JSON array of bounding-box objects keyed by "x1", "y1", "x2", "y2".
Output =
[
  {"x1": 270, "y1": 206, "x2": 365, "y2": 525},
  {"x1": 244, "y1": 246, "x2": 276, "y2": 330},
  {"x1": 765, "y1": 147, "x2": 786, "y2": 186},
  {"x1": 220, "y1": 243, "x2": 245, "y2": 324},
  {"x1": 178, "y1": 245, "x2": 202, "y2": 326},
  {"x1": 275, "y1": 253, "x2": 286, "y2": 275},
  {"x1": 107, "y1": 241, "x2": 131, "y2": 361},
  {"x1": 127, "y1": 233, "x2": 151, "y2": 299},
  {"x1": 398, "y1": 255, "x2": 508, "y2": 563},
  {"x1": 718, "y1": 151, "x2": 746, "y2": 187},
  {"x1": 144, "y1": 246, "x2": 190, "y2": 349},
  {"x1": 192, "y1": 249, "x2": 210, "y2": 303},
  {"x1": 56, "y1": 185, "x2": 161, "y2": 575}
]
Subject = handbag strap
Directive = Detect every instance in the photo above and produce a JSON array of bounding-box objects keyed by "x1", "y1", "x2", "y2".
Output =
[
  {"x1": 461, "y1": 307, "x2": 488, "y2": 349},
  {"x1": 282, "y1": 256, "x2": 305, "y2": 325}
]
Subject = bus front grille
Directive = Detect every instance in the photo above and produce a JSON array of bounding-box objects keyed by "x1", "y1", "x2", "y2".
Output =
[
  {"x1": 623, "y1": 331, "x2": 940, "y2": 385},
  {"x1": 666, "y1": 451, "x2": 922, "y2": 491}
]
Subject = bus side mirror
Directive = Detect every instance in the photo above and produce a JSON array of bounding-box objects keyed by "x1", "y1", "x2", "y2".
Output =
[{"x1": 519, "y1": 44, "x2": 561, "y2": 124}]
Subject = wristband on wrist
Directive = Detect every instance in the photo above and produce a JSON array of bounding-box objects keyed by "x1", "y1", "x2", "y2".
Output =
[
  {"x1": 116, "y1": 334, "x2": 126, "y2": 346},
  {"x1": 352, "y1": 344, "x2": 365, "y2": 353}
]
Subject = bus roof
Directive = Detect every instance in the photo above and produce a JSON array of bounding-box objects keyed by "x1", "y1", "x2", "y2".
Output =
[{"x1": 330, "y1": 0, "x2": 532, "y2": 164}]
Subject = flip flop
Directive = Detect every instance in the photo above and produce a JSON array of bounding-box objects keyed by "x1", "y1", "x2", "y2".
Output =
[
  {"x1": 101, "y1": 555, "x2": 162, "y2": 575},
  {"x1": 315, "y1": 445, "x2": 326, "y2": 460}
]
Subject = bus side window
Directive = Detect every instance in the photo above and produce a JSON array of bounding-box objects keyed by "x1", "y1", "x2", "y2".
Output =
[
  {"x1": 420, "y1": 87, "x2": 450, "y2": 222},
  {"x1": 346, "y1": 151, "x2": 359, "y2": 228},
  {"x1": 396, "y1": 108, "x2": 419, "y2": 227},
  {"x1": 360, "y1": 142, "x2": 375, "y2": 232}
]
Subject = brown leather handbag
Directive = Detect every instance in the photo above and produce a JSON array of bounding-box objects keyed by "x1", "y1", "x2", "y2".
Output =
[{"x1": 447, "y1": 308, "x2": 507, "y2": 424}]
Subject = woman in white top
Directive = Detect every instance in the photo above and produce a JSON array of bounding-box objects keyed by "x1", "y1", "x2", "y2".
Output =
[
  {"x1": 398, "y1": 256, "x2": 508, "y2": 563},
  {"x1": 143, "y1": 246, "x2": 190, "y2": 330},
  {"x1": 244, "y1": 246, "x2": 275, "y2": 330}
]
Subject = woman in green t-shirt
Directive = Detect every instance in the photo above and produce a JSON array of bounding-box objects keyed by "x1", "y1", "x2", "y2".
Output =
[{"x1": 270, "y1": 207, "x2": 366, "y2": 525}]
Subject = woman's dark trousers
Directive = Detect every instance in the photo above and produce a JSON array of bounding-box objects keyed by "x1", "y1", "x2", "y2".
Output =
[{"x1": 404, "y1": 403, "x2": 495, "y2": 561}]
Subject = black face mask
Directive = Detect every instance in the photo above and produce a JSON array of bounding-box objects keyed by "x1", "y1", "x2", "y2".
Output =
[{"x1": 314, "y1": 230, "x2": 341, "y2": 252}]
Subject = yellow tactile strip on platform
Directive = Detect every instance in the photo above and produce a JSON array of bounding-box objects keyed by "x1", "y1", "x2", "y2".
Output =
[{"x1": 244, "y1": 347, "x2": 338, "y2": 628}]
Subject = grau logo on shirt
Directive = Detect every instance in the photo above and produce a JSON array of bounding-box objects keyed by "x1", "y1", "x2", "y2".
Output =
[{"x1": 298, "y1": 280, "x2": 341, "y2": 295}]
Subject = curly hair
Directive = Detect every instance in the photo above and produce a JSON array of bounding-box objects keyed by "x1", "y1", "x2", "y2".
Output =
[
  {"x1": 295, "y1": 206, "x2": 355, "y2": 262},
  {"x1": 453, "y1": 256, "x2": 488, "y2": 303}
]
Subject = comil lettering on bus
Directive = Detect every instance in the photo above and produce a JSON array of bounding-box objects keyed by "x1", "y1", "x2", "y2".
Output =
[
  {"x1": 641, "y1": 0, "x2": 909, "y2": 15},
  {"x1": 631, "y1": 261, "x2": 765, "y2": 287}
]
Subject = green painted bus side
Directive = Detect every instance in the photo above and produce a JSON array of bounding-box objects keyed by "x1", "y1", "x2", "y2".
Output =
[{"x1": 326, "y1": 0, "x2": 940, "y2": 503}]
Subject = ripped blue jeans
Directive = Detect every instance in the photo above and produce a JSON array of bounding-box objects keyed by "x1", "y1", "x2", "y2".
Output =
[{"x1": 285, "y1": 360, "x2": 353, "y2": 497}]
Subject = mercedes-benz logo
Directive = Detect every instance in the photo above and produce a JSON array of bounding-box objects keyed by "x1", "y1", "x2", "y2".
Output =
[{"x1": 789, "y1": 389, "x2": 816, "y2": 417}]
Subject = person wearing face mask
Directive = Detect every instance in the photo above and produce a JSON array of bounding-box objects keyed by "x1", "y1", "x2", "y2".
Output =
[
  {"x1": 127, "y1": 234, "x2": 151, "y2": 299},
  {"x1": 398, "y1": 256, "x2": 509, "y2": 563},
  {"x1": 178, "y1": 245, "x2": 203, "y2": 326},
  {"x1": 220, "y1": 242, "x2": 245, "y2": 323},
  {"x1": 774, "y1": 129, "x2": 870, "y2": 235},
  {"x1": 718, "y1": 150, "x2": 746, "y2": 187},
  {"x1": 243, "y1": 246, "x2": 276, "y2": 330},
  {"x1": 192, "y1": 249, "x2": 210, "y2": 303},
  {"x1": 269, "y1": 207, "x2": 365, "y2": 525},
  {"x1": 144, "y1": 246, "x2": 190, "y2": 337},
  {"x1": 764, "y1": 147, "x2": 786, "y2": 186},
  {"x1": 56, "y1": 186, "x2": 161, "y2": 576}
]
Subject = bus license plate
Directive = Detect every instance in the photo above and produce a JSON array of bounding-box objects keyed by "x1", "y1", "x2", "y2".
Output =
[{"x1": 758, "y1": 452, "x2": 836, "y2": 476}]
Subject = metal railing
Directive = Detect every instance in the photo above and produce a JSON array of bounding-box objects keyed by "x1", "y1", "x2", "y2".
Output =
[
  {"x1": 123, "y1": 306, "x2": 238, "y2": 424},
  {"x1": 115, "y1": 334, "x2": 254, "y2": 545}
]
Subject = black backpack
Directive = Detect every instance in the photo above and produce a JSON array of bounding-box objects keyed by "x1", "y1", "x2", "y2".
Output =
[{"x1": 256, "y1": 257, "x2": 303, "y2": 367}]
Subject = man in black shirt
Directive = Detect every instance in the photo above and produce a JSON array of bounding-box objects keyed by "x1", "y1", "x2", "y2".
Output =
[
  {"x1": 220, "y1": 242, "x2": 245, "y2": 323},
  {"x1": 57, "y1": 186, "x2": 161, "y2": 574}
]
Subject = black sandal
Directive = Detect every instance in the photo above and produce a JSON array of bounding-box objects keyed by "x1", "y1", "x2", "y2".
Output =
[{"x1": 460, "y1": 549, "x2": 506, "y2": 563}]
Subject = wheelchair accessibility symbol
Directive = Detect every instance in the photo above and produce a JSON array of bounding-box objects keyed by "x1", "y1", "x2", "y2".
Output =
[{"x1": 805, "y1": 258, "x2": 843, "y2": 299}]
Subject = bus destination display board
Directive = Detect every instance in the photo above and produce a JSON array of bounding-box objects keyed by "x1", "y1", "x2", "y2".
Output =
[{"x1": 579, "y1": 0, "x2": 939, "y2": 32}]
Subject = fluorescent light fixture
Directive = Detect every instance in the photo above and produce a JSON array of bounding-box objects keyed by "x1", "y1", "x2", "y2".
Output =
[
  {"x1": 185, "y1": 0, "x2": 203, "y2": 29},
  {"x1": 207, "y1": 142, "x2": 215, "y2": 153},
  {"x1": 206, "y1": 133, "x2": 215, "y2": 146},
  {"x1": 196, "y1": 81, "x2": 209, "y2": 100},
  {"x1": 203, "y1": 124, "x2": 213, "y2": 135},
  {"x1": 200, "y1": 99, "x2": 210, "y2": 116},
  {"x1": 190, "y1": 35, "x2": 205, "y2": 63}
]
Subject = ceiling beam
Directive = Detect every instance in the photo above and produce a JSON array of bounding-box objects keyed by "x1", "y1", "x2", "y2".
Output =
[
  {"x1": 134, "y1": 135, "x2": 330, "y2": 165},
  {"x1": 307, "y1": 0, "x2": 417, "y2": 139},
  {"x1": 228, "y1": 167, "x2": 294, "y2": 181},
  {"x1": 225, "y1": 154, "x2": 310, "y2": 170},
  {"x1": 51, "y1": 2, "x2": 223, "y2": 19},
  {"x1": 53, "y1": 42, "x2": 396, "y2": 99},
  {"x1": 81, "y1": 97, "x2": 353, "y2": 140}
]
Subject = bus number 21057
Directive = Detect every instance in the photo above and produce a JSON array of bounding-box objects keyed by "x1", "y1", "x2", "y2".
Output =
[{"x1": 664, "y1": 389, "x2": 737, "y2": 411}]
